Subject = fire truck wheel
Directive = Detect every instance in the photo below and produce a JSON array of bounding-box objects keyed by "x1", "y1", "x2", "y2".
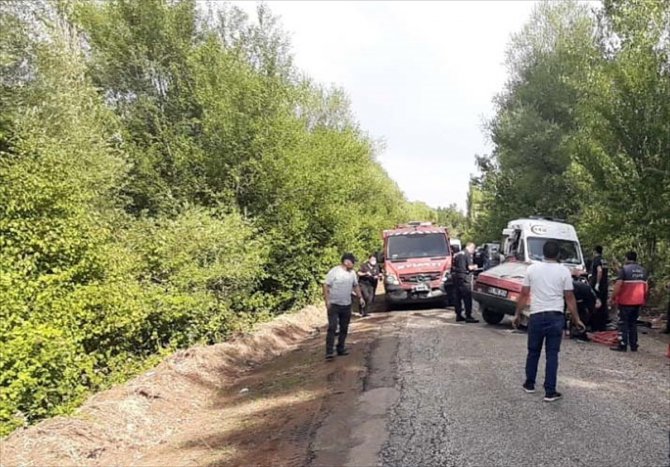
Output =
[{"x1": 482, "y1": 308, "x2": 504, "y2": 325}]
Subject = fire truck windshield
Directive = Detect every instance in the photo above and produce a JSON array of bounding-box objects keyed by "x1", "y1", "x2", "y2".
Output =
[
  {"x1": 527, "y1": 237, "x2": 581, "y2": 264},
  {"x1": 387, "y1": 233, "x2": 449, "y2": 260}
]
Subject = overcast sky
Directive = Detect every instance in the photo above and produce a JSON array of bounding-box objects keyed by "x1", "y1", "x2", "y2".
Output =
[{"x1": 231, "y1": 1, "x2": 538, "y2": 211}]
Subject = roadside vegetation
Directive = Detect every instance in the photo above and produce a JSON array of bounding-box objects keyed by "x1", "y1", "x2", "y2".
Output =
[{"x1": 0, "y1": 0, "x2": 460, "y2": 436}]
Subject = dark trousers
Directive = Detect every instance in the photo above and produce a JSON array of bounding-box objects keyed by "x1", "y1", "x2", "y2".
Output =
[
  {"x1": 525, "y1": 312, "x2": 564, "y2": 394},
  {"x1": 617, "y1": 306, "x2": 640, "y2": 350},
  {"x1": 591, "y1": 291, "x2": 609, "y2": 331},
  {"x1": 360, "y1": 282, "x2": 375, "y2": 314},
  {"x1": 326, "y1": 304, "x2": 352, "y2": 354},
  {"x1": 454, "y1": 279, "x2": 473, "y2": 318}
]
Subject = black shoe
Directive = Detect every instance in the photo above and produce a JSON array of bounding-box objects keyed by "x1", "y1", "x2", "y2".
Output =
[
  {"x1": 465, "y1": 317, "x2": 480, "y2": 323},
  {"x1": 337, "y1": 349, "x2": 349, "y2": 356},
  {"x1": 630, "y1": 347, "x2": 638, "y2": 352},
  {"x1": 522, "y1": 382, "x2": 536, "y2": 394},
  {"x1": 544, "y1": 392, "x2": 563, "y2": 402},
  {"x1": 326, "y1": 353, "x2": 335, "y2": 360},
  {"x1": 455, "y1": 315, "x2": 466, "y2": 322},
  {"x1": 610, "y1": 346, "x2": 627, "y2": 352}
]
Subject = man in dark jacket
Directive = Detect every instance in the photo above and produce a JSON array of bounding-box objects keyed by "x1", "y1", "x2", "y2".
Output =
[
  {"x1": 452, "y1": 243, "x2": 479, "y2": 323},
  {"x1": 610, "y1": 251, "x2": 648, "y2": 352},
  {"x1": 358, "y1": 254, "x2": 381, "y2": 317},
  {"x1": 590, "y1": 246, "x2": 609, "y2": 331},
  {"x1": 571, "y1": 271, "x2": 597, "y2": 341}
]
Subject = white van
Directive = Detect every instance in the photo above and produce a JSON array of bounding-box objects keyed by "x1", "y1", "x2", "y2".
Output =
[{"x1": 500, "y1": 217, "x2": 585, "y2": 270}]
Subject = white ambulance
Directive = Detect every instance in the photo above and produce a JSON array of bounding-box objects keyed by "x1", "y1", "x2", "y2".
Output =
[
  {"x1": 500, "y1": 217, "x2": 585, "y2": 269},
  {"x1": 473, "y1": 217, "x2": 586, "y2": 325}
]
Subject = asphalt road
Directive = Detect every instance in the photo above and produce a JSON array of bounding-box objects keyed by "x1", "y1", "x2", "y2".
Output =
[{"x1": 314, "y1": 307, "x2": 670, "y2": 467}]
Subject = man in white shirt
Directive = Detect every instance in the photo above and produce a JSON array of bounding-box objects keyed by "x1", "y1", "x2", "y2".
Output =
[
  {"x1": 323, "y1": 253, "x2": 365, "y2": 360},
  {"x1": 513, "y1": 241, "x2": 585, "y2": 402}
]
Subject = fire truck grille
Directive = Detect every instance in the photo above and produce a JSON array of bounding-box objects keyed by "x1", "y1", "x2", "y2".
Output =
[{"x1": 400, "y1": 272, "x2": 441, "y2": 283}]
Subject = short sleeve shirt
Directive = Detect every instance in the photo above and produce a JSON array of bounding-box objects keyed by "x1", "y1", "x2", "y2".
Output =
[
  {"x1": 523, "y1": 262, "x2": 574, "y2": 314},
  {"x1": 573, "y1": 280, "x2": 596, "y2": 311},
  {"x1": 591, "y1": 255, "x2": 609, "y2": 291},
  {"x1": 324, "y1": 266, "x2": 358, "y2": 306},
  {"x1": 453, "y1": 251, "x2": 472, "y2": 282}
]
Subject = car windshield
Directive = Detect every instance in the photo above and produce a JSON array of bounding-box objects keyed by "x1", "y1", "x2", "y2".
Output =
[
  {"x1": 527, "y1": 237, "x2": 582, "y2": 264},
  {"x1": 388, "y1": 233, "x2": 449, "y2": 260}
]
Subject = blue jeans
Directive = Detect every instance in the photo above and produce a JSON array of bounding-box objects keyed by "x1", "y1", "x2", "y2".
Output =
[{"x1": 525, "y1": 312, "x2": 564, "y2": 394}]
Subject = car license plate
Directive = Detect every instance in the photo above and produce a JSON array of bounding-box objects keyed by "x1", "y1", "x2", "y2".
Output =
[
  {"x1": 413, "y1": 283, "x2": 430, "y2": 292},
  {"x1": 488, "y1": 287, "x2": 508, "y2": 298}
]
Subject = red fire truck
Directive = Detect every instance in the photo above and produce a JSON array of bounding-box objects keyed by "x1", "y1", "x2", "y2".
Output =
[{"x1": 382, "y1": 222, "x2": 453, "y2": 308}]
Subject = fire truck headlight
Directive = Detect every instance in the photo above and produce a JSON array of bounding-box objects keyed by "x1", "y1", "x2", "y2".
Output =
[{"x1": 385, "y1": 274, "x2": 399, "y2": 286}]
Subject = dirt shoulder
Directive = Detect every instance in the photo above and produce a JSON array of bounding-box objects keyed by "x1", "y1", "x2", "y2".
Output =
[{"x1": 1, "y1": 304, "x2": 389, "y2": 467}]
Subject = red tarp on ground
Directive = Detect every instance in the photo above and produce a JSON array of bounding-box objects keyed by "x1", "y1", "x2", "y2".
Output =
[{"x1": 588, "y1": 330, "x2": 620, "y2": 346}]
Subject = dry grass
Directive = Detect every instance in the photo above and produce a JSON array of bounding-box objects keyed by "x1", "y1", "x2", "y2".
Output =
[{"x1": 1, "y1": 305, "x2": 328, "y2": 467}]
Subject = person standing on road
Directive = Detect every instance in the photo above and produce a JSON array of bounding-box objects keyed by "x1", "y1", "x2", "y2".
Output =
[
  {"x1": 452, "y1": 242, "x2": 480, "y2": 323},
  {"x1": 358, "y1": 254, "x2": 381, "y2": 317},
  {"x1": 323, "y1": 253, "x2": 365, "y2": 360},
  {"x1": 590, "y1": 246, "x2": 609, "y2": 331},
  {"x1": 610, "y1": 251, "x2": 648, "y2": 352},
  {"x1": 513, "y1": 241, "x2": 585, "y2": 402}
]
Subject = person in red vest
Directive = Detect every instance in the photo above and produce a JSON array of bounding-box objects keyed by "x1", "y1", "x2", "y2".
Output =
[{"x1": 610, "y1": 251, "x2": 648, "y2": 352}]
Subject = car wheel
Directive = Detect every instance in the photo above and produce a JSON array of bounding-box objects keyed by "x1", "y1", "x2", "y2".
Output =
[{"x1": 482, "y1": 308, "x2": 504, "y2": 325}]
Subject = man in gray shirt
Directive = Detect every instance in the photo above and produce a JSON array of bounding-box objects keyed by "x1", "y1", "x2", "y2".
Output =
[{"x1": 323, "y1": 253, "x2": 365, "y2": 360}]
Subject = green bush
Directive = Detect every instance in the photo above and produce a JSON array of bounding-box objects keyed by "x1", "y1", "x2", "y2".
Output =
[{"x1": 0, "y1": 1, "x2": 425, "y2": 436}]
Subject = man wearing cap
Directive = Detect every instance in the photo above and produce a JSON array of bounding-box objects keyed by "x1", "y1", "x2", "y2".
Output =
[{"x1": 323, "y1": 253, "x2": 365, "y2": 360}]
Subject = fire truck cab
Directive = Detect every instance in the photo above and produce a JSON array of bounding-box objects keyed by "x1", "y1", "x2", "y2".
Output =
[{"x1": 382, "y1": 222, "x2": 453, "y2": 308}]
